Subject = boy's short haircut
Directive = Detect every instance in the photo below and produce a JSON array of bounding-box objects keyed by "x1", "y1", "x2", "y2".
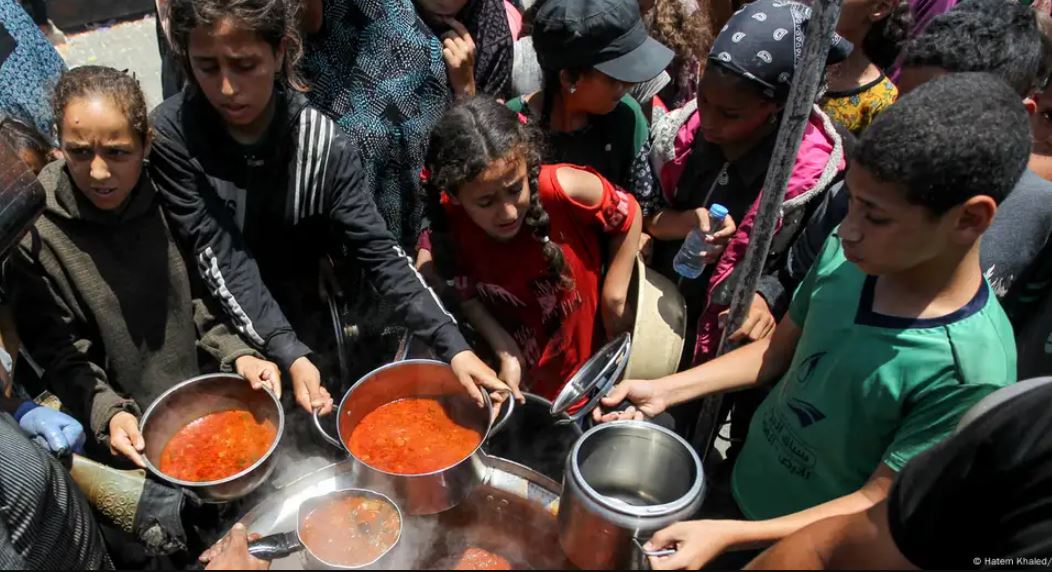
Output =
[
  {"x1": 902, "y1": 0, "x2": 1042, "y2": 98},
  {"x1": 854, "y1": 73, "x2": 1030, "y2": 215}
]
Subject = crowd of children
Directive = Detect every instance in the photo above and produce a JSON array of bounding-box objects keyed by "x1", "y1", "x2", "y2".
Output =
[{"x1": 1, "y1": 0, "x2": 1050, "y2": 569}]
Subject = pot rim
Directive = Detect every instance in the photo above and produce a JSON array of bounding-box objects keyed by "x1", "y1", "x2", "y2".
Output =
[
  {"x1": 139, "y1": 372, "x2": 285, "y2": 489},
  {"x1": 296, "y1": 487, "x2": 404, "y2": 569},
  {"x1": 568, "y1": 420, "x2": 704, "y2": 517},
  {"x1": 335, "y1": 359, "x2": 498, "y2": 477}
]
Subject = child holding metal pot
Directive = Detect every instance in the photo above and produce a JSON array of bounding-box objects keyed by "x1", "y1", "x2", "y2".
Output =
[
  {"x1": 596, "y1": 73, "x2": 1024, "y2": 569},
  {"x1": 151, "y1": 0, "x2": 511, "y2": 416},
  {"x1": 415, "y1": 96, "x2": 642, "y2": 406},
  {"x1": 7, "y1": 66, "x2": 281, "y2": 468}
]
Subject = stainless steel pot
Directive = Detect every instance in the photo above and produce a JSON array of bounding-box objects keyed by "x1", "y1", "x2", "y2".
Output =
[
  {"x1": 139, "y1": 373, "x2": 285, "y2": 503},
  {"x1": 559, "y1": 420, "x2": 705, "y2": 570},
  {"x1": 313, "y1": 360, "x2": 513, "y2": 515},
  {"x1": 247, "y1": 488, "x2": 402, "y2": 569},
  {"x1": 482, "y1": 392, "x2": 582, "y2": 481},
  {"x1": 231, "y1": 452, "x2": 573, "y2": 570}
]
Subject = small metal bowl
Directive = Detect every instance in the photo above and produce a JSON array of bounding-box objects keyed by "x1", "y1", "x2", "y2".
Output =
[{"x1": 139, "y1": 373, "x2": 285, "y2": 503}]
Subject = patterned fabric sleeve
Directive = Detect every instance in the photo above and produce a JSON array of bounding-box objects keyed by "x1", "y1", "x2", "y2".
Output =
[{"x1": 629, "y1": 138, "x2": 663, "y2": 216}]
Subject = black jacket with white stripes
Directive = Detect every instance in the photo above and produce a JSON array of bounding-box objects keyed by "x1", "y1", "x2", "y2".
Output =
[{"x1": 149, "y1": 87, "x2": 469, "y2": 370}]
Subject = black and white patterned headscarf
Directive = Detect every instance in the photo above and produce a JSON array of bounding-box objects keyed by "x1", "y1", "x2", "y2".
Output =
[{"x1": 709, "y1": 0, "x2": 852, "y2": 99}]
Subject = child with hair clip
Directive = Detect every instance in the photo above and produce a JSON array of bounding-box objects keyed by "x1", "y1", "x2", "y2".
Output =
[
  {"x1": 8, "y1": 66, "x2": 279, "y2": 467},
  {"x1": 151, "y1": 0, "x2": 510, "y2": 414},
  {"x1": 649, "y1": 0, "x2": 849, "y2": 363},
  {"x1": 822, "y1": 0, "x2": 912, "y2": 134},
  {"x1": 508, "y1": 0, "x2": 673, "y2": 218},
  {"x1": 416, "y1": 97, "x2": 641, "y2": 403}
]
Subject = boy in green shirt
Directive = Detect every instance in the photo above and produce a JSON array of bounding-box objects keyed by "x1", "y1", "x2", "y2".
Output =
[{"x1": 596, "y1": 72, "x2": 1031, "y2": 569}]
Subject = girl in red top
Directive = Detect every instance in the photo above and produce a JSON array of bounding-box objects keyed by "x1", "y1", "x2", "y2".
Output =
[{"x1": 418, "y1": 97, "x2": 642, "y2": 400}]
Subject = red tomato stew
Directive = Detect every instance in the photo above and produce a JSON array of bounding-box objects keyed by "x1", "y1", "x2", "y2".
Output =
[
  {"x1": 300, "y1": 493, "x2": 401, "y2": 567},
  {"x1": 453, "y1": 547, "x2": 513, "y2": 570},
  {"x1": 348, "y1": 398, "x2": 483, "y2": 474},
  {"x1": 158, "y1": 409, "x2": 277, "y2": 482}
]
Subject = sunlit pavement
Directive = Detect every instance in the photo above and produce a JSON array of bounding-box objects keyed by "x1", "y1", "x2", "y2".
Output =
[{"x1": 58, "y1": 15, "x2": 165, "y2": 109}]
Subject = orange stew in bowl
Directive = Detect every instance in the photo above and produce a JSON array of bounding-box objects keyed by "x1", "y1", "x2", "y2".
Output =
[
  {"x1": 348, "y1": 398, "x2": 482, "y2": 474},
  {"x1": 159, "y1": 409, "x2": 277, "y2": 482},
  {"x1": 300, "y1": 493, "x2": 401, "y2": 567},
  {"x1": 453, "y1": 547, "x2": 513, "y2": 570}
]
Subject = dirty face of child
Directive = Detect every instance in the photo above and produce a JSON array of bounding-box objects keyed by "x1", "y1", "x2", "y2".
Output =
[
  {"x1": 188, "y1": 18, "x2": 285, "y2": 143},
  {"x1": 451, "y1": 153, "x2": 531, "y2": 242},
  {"x1": 838, "y1": 162, "x2": 979, "y2": 277},
  {"x1": 60, "y1": 96, "x2": 147, "y2": 212},
  {"x1": 695, "y1": 66, "x2": 781, "y2": 149}
]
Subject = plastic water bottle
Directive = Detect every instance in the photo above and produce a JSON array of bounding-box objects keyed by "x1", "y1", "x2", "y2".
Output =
[{"x1": 673, "y1": 203, "x2": 730, "y2": 279}]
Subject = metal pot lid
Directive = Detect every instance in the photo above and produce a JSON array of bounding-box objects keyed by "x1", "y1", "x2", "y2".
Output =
[{"x1": 550, "y1": 332, "x2": 632, "y2": 421}]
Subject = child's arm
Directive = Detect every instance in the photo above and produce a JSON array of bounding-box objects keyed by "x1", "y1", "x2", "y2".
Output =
[
  {"x1": 557, "y1": 166, "x2": 642, "y2": 335},
  {"x1": 595, "y1": 315, "x2": 802, "y2": 421},
  {"x1": 646, "y1": 207, "x2": 739, "y2": 259},
  {"x1": 461, "y1": 299, "x2": 525, "y2": 395},
  {"x1": 150, "y1": 124, "x2": 311, "y2": 372},
  {"x1": 192, "y1": 295, "x2": 281, "y2": 398},
  {"x1": 744, "y1": 501, "x2": 914, "y2": 570},
  {"x1": 601, "y1": 203, "x2": 642, "y2": 336},
  {"x1": 646, "y1": 207, "x2": 709, "y2": 240},
  {"x1": 7, "y1": 243, "x2": 140, "y2": 450},
  {"x1": 323, "y1": 139, "x2": 508, "y2": 403},
  {"x1": 646, "y1": 464, "x2": 897, "y2": 570}
]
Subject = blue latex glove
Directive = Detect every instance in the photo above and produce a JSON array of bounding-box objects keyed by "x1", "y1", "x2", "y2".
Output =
[{"x1": 15, "y1": 402, "x2": 86, "y2": 455}]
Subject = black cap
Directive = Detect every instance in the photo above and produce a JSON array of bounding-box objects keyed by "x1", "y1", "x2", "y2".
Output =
[{"x1": 532, "y1": 0, "x2": 675, "y2": 84}]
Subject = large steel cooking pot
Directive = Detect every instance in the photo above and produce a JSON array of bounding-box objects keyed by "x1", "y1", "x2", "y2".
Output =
[
  {"x1": 247, "y1": 488, "x2": 403, "y2": 569},
  {"x1": 231, "y1": 452, "x2": 573, "y2": 570},
  {"x1": 139, "y1": 373, "x2": 284, "y2": 503},
  {"x1": 559, "y1": 421, "x2": 705, "y2": 569},
  {"x1": 483, "y1": 392, "x2": 582, "y2": 481},
  {"x1": 313, "y1": 360, "x2": 513, "y2": 515}
]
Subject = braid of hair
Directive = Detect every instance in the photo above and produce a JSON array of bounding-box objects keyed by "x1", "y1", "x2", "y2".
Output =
[
  {"x1": 422, "y1": 178, "x2": 457, "y2": 283},
  {"x1": 522, "y1": 148, "x2": 571, "y2": 289}
]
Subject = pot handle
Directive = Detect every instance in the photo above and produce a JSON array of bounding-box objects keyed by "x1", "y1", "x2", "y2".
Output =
[
  {"x1": 488, "y1": 389, "x2": 516, "y2": 437},
  {"x1": 312, "y1": 407, "x2": 343, "y2": 449},
  {"x1": 247, "y1": 530, "x2": 304, "y2": 561},
  {"x1": 633, "y1": 536, "x2": 677, "y2": 559}
]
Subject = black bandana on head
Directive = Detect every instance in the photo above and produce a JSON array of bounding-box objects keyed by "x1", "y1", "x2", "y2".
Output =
[{"x1": 708, "y1": 0, "x2": 852, "y2": 99}]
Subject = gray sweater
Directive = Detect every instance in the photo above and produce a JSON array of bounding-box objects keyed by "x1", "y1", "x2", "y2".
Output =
[
  {"x1": 9, "y1": 162, "x2": 258, "y2": 443},
  {"x1": 981, "y1": 169, "x2": 1052, "y2": 298}
]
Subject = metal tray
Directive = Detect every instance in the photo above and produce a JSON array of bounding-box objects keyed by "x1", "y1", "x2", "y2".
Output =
[{"x1": 235, "y1": 453, "x2": 573, "y2": 570}]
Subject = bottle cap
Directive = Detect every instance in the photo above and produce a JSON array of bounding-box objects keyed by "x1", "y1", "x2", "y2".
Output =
[{"x1": 709, "y1": 203, "x2": 729, "y2": 221}]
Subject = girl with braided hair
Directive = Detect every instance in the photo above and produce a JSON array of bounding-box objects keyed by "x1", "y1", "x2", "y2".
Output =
[{"x1": 417, "y1": 96, "x2": 641, "y2": 402}]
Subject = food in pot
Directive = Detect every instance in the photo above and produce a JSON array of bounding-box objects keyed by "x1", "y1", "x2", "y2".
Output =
[
  {"x1": 348, "y1": 398, "x2": 482, "y2": 474},
  {"x1": 158, "y1": 409, "x2": 276, "y2": 482},
  {"x1": 452, "y1": 547, "x2": 512, "y2": 570},
  {"x1": 300, "y1": 493, "x2": 401, "y2": 567}
]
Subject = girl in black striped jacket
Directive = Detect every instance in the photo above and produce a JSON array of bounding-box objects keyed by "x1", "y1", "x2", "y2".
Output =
[{"x1": 150, "y1": 0, "x2": 513, "y2": 414}]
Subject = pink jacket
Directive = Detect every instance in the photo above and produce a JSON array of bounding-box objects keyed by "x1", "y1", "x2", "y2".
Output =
[{"x1": 650, "y1": 100, "x2": 846, "y2": 363}]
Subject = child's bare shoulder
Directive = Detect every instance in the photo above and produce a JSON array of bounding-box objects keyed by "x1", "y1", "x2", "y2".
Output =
[{"x1": 555, "y1": 166, "x2": 604, "y2": 208}]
